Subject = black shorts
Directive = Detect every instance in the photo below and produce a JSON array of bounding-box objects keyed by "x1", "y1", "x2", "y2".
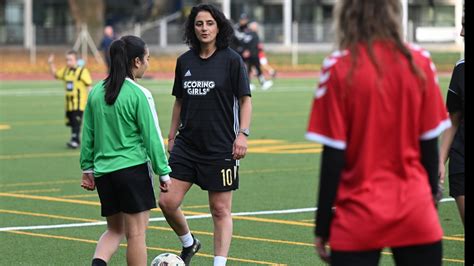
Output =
[
  {"x1": 169, "y1": 154, "x2": 239, "y2": 191},
  {"x1": 65, "y1": 110, "x2": 83, "y2": 127},
  {"x1": 448, "y1": 173, "x2": 464, "y2": 198},
  {"x1": 96, "y1": 163, "x2": 156, "y2": 217},
  {"x1": 448, "y1": 149, "x2": 464, "y2": 198},
  {"x1": 331, "y1": 241, "x2": 442, "y2": 266}
]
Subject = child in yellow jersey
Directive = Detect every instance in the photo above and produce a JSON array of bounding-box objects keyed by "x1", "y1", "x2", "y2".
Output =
[{"x1": 48, "y1": 50, "x2": 92, "y2": 148}]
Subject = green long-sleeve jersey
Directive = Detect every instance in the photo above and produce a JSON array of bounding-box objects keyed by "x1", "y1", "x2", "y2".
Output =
[{"x1": 80, "y1": 78, "x2": 171, "y2": 179}]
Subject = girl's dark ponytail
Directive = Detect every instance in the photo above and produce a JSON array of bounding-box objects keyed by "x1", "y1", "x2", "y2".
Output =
[{"x1": 103, "y1": 36, "x2": 146, "y2": 105}]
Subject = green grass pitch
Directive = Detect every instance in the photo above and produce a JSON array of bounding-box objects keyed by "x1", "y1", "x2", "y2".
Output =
[{"x1": 0, "y1": 77, "x2": 464, "y2": 265}]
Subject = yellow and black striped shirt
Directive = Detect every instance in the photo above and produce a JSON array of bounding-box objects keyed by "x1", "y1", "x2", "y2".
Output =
[{"x1": 55, "y1": 67, "x2": 92, "y2": 111}]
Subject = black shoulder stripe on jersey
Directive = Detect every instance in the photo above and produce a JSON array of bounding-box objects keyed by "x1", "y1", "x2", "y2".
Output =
[{"x1": 77, "y1": 67, "x2": 85, "y2": 82}]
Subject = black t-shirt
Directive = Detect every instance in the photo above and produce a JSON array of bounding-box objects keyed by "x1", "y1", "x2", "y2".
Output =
[
  {"x1": 171, "y1": 47, "x2": 251, "y2": 163},
  {"x1": 446, "y1": 59, "x2": 464, "y2": 173}
]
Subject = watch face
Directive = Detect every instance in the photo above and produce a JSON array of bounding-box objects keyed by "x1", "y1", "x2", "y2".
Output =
[{"x1": 241, "y1": 128, "x2": 249, "y2": 136}]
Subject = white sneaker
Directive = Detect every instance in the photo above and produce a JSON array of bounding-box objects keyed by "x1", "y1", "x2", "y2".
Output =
[
  {"x1": 261, "y1": 80, "x2": 273, "y2": 91},
  {"x1": 67, "y1": 141, "x2": 79, "y2": 149}
]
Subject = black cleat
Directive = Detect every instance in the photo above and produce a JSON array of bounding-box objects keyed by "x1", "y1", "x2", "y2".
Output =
[{"x1": 179, "y1": 235, "x2": 201, "y2": 265}]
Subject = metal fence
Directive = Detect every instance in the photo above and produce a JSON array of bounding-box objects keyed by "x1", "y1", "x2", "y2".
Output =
[{"x1": 0, "y1": 20, "x2": 458, "y2": 47}]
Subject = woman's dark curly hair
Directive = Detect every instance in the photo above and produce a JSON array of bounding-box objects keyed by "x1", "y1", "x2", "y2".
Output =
[{"x1": 184, "y1": 3, "x2": 234, "y2": 51}]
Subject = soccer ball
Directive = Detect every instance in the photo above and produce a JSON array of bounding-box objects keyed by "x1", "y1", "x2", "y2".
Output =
[{"x1": 151, "y1": 253, "x2": 185, "y2": 266}]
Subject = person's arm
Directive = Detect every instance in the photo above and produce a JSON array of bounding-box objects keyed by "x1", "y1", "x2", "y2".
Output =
[
  {"x1": 80, "y1": 68, "x2": 93, "y2": 92},
  {"x1": 315, "y1": 146, "x2": 344, "y2": 237},
  {"x1": 420, "y1": 137, "x2": 440, "y2": 206},
  {"x1": 233, "y1": 96, "x2": 252, "y2": 160},
  {"x1": 438, "y1": 112, "x2": 462, "y2": 182},
  {"x1": 79, "y1": 94, "x2": 95, "y2": 190},
  {"x1": 167, "y1": 98, "x2": 182, "y2": 153},
  {"x1": 168, "y1": 57, "x2": 183, "y2": 153},
  {"x1": 314, "y1": 145, "x2": 345, "y2": 263},
  {"x1": 136, "y1": 91, "x2": 172, "y2": 183},
  {"x1": 439, "y1": 62, "x2": 463, "y2": 181},
  {"x1": 47, "y1": 54, "x2": 57, "y2": 78}
]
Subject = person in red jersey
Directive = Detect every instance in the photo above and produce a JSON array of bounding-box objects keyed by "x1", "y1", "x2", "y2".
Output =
[{"x1": 305, "y1": 0, "x2": 451, "y2": 265}]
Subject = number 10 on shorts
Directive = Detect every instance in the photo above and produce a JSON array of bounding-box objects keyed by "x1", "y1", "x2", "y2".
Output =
[{"x1": 221, "y1": 166, "x2": 237, "y2": 187}]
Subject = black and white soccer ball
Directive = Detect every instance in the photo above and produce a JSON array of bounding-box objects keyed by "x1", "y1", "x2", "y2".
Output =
[{"x1": 151, "y1": 253, "x2": 185, "y2": 266}]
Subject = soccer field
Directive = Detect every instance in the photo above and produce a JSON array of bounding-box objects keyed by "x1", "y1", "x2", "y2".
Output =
[{"x1": 0, "y1": 77, "x2": 464, "y2": 265}]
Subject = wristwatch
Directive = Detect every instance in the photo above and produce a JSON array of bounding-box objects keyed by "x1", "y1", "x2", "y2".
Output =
[{"x1": 239, "y1": 128, "x2": 250, "y2": 137}]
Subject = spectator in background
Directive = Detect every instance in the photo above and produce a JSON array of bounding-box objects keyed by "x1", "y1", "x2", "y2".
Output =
[
  {"x1": 48, "y1": 50, "x2": 92, "y2": 149},
  {"x1": 232, "y1": 14, "x2": 272, "y2": 90},
  {"x1": 244, "y1": 21, "x2": 273, "y2": 90},
  {"x1": 252, "y1": 22, "x2": 277, "y2": 79},
  {"x1": 439, "y1": 13, "x2": 465, "y2": 227},
  {"x1": 99, "y1": 25, "x2": 115, "y2": 72},
  {"x1": 306, "y1": 0, "x2": 450, "y2": 265},
  {"x1": 231, "y1": 13, "x2": 250, "y2": 61}
]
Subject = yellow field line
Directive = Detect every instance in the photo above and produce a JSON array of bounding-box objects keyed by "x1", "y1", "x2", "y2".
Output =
[
  {"x1": 3, "y1": 120, "x2": 63, "y2": 126},
  {"x1": 233, "y1": 216, "x2": 314, "y2": 227},
  {"x1": 1, "y1": 134, "x2": 69, "y2": 141},
  {"x1": 0, "y1": 209, "x2": 465, "y2": 263},
  {"x1": 148, "y1": 225, "x2": 314, "y2": 247},
  {"x1": 0, "y1": 209, "x2": 97, "y2": 222},
  {"x1": 0, "y1": 192, "x2": 100, "y2": 206},
  {"x1": 0, "y1": 140, "x2": 322, "y2": 160},
  {"x1": 182, "y1": 204, "x2": 210, "y2": 209},
  {"x1": 443, "y1": 236, "x2": 464, "y2": 241},
  {"x1": 0, "y1": 148, "x2": 318, "y2": 159},
  {"x1": 0, "y1": 208, "x2": 311, "y2": 248},
  {"x1": 0, "y1": 124, "x2": 11, "y2": 130},
  {"x1": 60, "y1": 194, "x2": 98, "y2": 199},
  {"x1": 247, "y1": 139, "x2": 285, "y2": 145},
  {"x1": 240, "y1": 166, "x2": 316, "y2": 174},
  {"x1": 0, "y1": 149, "x2": 317, "y2": 160},
  {"x1": 4, "y1": 230, "x2": 281, "y2": 265},
  {"x1": 0, "y1": 152, "x2": 79, "y2": 160},
  {"x1": 441, "y1": 258, "x2": 464, "y2": 263},
  {"x1": 380, "y1": 251, "x2": 464, "y2": 263},
  {"x1": 6, "y1": 230, "x2": 462, "y2": 265},
  {"x1": 0, "y1": 192, "x2": 313, "y2": 227},
  {"x1": 171, "y1": 209, "x2": 315, "y2": 227},
  {"x1": 8, "y1": 188, "x2": 61, "y2": 194},
  {"x1": 0, "y1": 179, "x2": 76, "y2": 188},
  {"x1": 0, "y1": 193, "x2": 466, "y2": 243},
  {"x1": 0, "y1": 166, "x2": 317, "y2": 189},
  {"x1": 255, "y1": 112, "x2": 306, "y2": 117},
  {"x1": 249, "y1": 148, "x2": 322, "y2": 154},
  {"x1": 1, "y1": 208, "x2": 312, "y2": 251},
  {"x1": 250, "y1": 143, "x2": 322, "y2": 150}
]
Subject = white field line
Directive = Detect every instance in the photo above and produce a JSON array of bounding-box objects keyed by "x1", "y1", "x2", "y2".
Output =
[{"x1": 0, "y1": 199, "x2": 455, "y2": 232}]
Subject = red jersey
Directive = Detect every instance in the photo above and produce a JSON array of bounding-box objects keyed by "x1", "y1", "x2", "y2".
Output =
[{"x1": 306, "y1": 41, "x2": 450, "y2": 251}]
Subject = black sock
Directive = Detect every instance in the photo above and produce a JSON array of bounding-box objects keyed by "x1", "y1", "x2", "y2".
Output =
[
  {"x1": 91, "y1": 258, "x2": 106, "y2": 266},
  {"x1": 72, "y1": 126, "x2": 81, "y2": 143}
]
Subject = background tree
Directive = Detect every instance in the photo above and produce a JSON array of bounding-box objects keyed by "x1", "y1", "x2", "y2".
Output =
[{"x1": 68, "y1": 0, "x2": 105, "y2": 44}]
